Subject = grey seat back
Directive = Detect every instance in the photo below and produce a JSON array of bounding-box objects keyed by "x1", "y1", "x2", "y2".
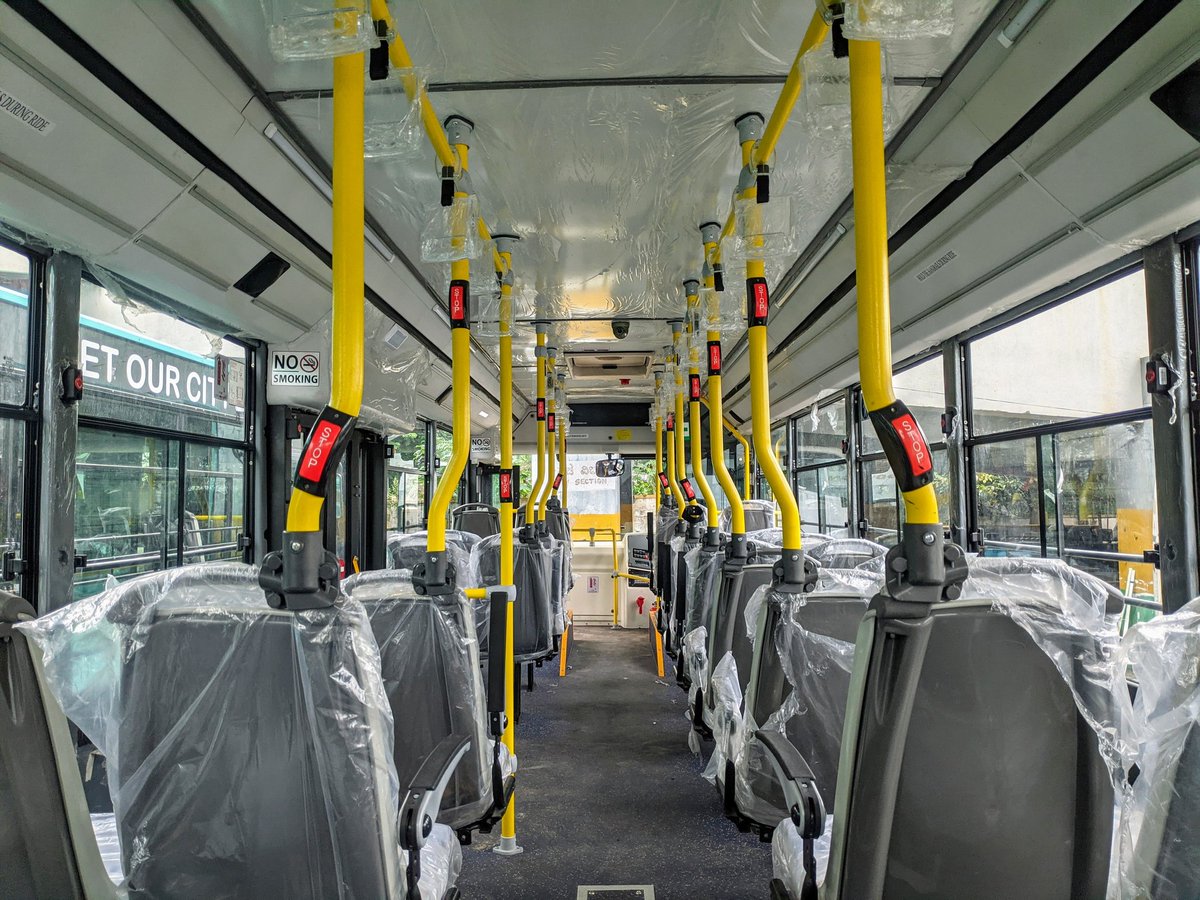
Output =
[
  {"x1": 0, "y1": 593, "x2": 91, "y2": 899},
  {"x1": 807, "y1": 538, "x2": 886, "y2": 571},
  {"x1": 474, "y1": 534, "x2": 552, "y2": 660},
  {"x1": 453, "y1": 504, "x2": 500, "y2": 538},
  {"x1": 715, "y1": 563, "x2": 773, "y2": 697},
  {"x1": 547, "y1": 506, "x2": 570, "y2": 543},
  {"x1": 829, "y1": 559, "x2": 1122, "y2": 900},
  {"x1": 26, "y1": 565, "x2": 400, "y2": 900},
  {"x1": 738, "y1": 576, "x2": 876, "y2": 826},
  {"x1": 344, "y1": 572, "x2": 491, "y2": 832}
]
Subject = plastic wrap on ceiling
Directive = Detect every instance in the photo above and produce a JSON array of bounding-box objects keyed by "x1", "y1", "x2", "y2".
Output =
[{"x1": 203, "y1": 0, "x2": 998, "y2": 393}]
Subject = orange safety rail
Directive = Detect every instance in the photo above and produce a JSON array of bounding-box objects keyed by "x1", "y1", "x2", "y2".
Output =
[{"x1": 559, "y1": 609, "x2": 574, "y2": 676}]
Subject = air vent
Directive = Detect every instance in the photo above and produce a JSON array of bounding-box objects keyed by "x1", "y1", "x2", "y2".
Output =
[
  {"x1": 566, "y1": 351, "x2": 652, "y2": 379},
  {"x1": 233, "y1": 252, "x2": 291, "y2": 298},
  {"x1": 1151, "y1": 61, "x2": 1200, "y2": 143}
]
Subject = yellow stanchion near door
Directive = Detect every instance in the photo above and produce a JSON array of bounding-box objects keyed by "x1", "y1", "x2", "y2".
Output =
[
  {"x1": 847, "y1": 34, "x2": 964, "y2": 601},
  {"x1": 260, "y1": 27, "x2": 364, "y2": 609},
  {"x1": 662, "y1": 364, "x2": 685, "y2": 510},
  {"x1": 699, "y1": 395, "x2": 752, "y2": 502},
  {"x1": 535, "y1": 348, "x2": 558, "y2": 527},
  {"x1": 670, "y1": 321, "x2": 694, "y2": 515},
  {"x1": 525, "y1": 326, "x2": 548, "y2": 529}
]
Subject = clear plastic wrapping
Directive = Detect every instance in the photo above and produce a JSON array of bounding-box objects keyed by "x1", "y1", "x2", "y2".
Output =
[
  {"x1": 386, "y1": 529, "x2": 481, "y2": 587},
  {"x1": 473, "y1": 534, "x2": 553, "y2": 660},
  {"x1": 364, "y1": 69, "x2": 427, "y2": 161},
  {"x1": 684, "y1": 546, "x2": 724, "y2": 635},
  {"x1": 417, "y1": 823, "x2": 464, "y2": 900},
  {"x1": 18, "y1": 563, "x2": 402, "y2": 899},
  {"x1": 1111, "y1": 598, "x2": 1200, "y2": 899},
  {"x1": 842, "y1": 0, "x2": 956, "y2": 41},
  {"x1": 421, "y1": 195, "x2": 485, "y2": 263},
  {"x1": 702, "y1": 651, "x2": 745, "y2": 789},
  {"x1": 735, "y1": 569, "x2": 881, "y2": 826},
  {"x1": 806, "y1": 537, "x2": 887, "y2": 570},
  {"x1": 773, "y1": 816, "x2": 835, "y2": 892},
  {"x1": 261, "y1": 1, "x2": 375, "y2": 62},
  {"x1": 342, "y1": 570, "x2": 493, "y2": 833},
  {"x1": 800, "y1": 44, "x2": 895, "y2": 149},
  {"x1": 959, "y1": 557, "x2": 1133, "y2": 781},
  {"x1": 729, "y1": 499, "x2": 778, "y2": 534}
]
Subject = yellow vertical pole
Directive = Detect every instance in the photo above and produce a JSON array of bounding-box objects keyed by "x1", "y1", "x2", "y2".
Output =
[
  {"x1": 611, "y1": 531, "x2": 620, "y2": 625},
  {"x1": 425, "y1": 118, "x2": 475, "y2": 567},
  {"x1": 671, "y1": 322, "x2": 690, "y2": 515},
  {"x1": 558, "y1": 405, "x2": 568, "y2": 508},
  {"x1": 849, "y1": 39, "x2": 940, "y2": 526},
  {"x1": 284, "y1": 31, "x2": 364, "y2": 536},
  {"x1": 662, "y1": 363, "x2": 685, "y2": 509},
  {"x1": 524, "y1": 326, "x2": 548, "y2": 527},
  {"x1": 536, "y1": 350, "x2": 557, "y2": 524},
  {"x1": 493, "y1": 233, "x2": 520, "y2": 854},
  {"x1": 684, "y1": 281, "x2": 718, "y2": 533},
  {"x1": 699, "y1": 223, "x2": 746, "y2": 554},
  {"x1": 736, "y1": 111, "x2": 807, "y2": 584}
]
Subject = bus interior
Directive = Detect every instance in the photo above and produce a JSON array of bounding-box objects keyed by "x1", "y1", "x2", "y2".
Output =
[{"x1": 1, "y1": 0, "x2": 1200, "y2": 897}]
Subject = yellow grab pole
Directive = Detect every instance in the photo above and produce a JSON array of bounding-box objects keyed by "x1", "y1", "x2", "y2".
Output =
[
  {"x1": 558, "y1": 401, "x2": 568, "y2": 507},
  {"x1": 536, "y1": 350, "x2": 557, "y2": 524},
  {"x1": 849, "y1": 40, "x2": 940, "y2": 527},
  {"x1": 670, "y1": 322, "x2": 691, "y2": 514},
  {"x1": 611, "y1": 531, "x2": 619, "y2": 625},
  {"x1": 701, "y1": 400, "x2": 754, "y2": 501},
  {"x1": 698, "y1": 224, "x2": 746, "y2": 549},
  {"x1": 757, "y1": 11, "x2": 831, "y2": 167},
  {"x1": 736, "y1": 112, "x2": 807, "y2": 584},
  {"x1": 683, "y1": 281, "x2": 718, "y2": 532},
  {"x1": 493, "y1": 233, "x2": 520, "y2": 854},
  {"x1": 425, "y1": 120, "x2": 475, "y2": 565},
  {"x1": 662, "y1": 364, "x2": 686, "y2": 510},
  {"x1": 285, "y1": 38, "x2": 364, "y2": 536},
  {"x1": 525, "y1": 326, "x2": 548, "y2": 528}
]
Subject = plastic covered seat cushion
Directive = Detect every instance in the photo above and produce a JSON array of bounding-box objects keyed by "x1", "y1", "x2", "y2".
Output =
[
  {"x1": 472, "y1": 534, "x2": 552, "y2": 660},
  {"x1": 18, "y1": 563, "x2": 401, "y2": 900},
  {"x1": 807, "y1": 538, "x2": 886, "y2": 570},
  {"x1": 1111, "y1": 597, "x2": 1200, "y2": 899},
  {"x1": 735, "y1": 569, "x2": 879, "y2": 825},
  {"x1": 387, "y1": 530, "x2": 481, "y2": 586},
  {"x1": 722, "y1": 499, "x2": 776, "y2": 534},
  {"x1": 343, "y1": 570, "x2": 492, "y2": 832}
]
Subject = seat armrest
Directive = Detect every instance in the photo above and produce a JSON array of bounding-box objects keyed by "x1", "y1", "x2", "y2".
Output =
[
  {"x1": 401, "y1": 733, "x2": 470, "y2": 853},
  {"x1": 756, "y1": 730, "x2": 826, "y2": 840}
]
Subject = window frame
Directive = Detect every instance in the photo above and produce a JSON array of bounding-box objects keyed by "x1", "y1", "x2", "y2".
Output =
[{"x1": 791, "y1": 392, "x2": 853, "y2": 535}]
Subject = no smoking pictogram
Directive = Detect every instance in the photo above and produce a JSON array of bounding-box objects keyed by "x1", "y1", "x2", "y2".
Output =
[{"x1": 300, "y1": 354, "x2": 319, "y2": 373}]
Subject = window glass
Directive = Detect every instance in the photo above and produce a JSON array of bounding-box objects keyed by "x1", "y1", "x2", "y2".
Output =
[
  {"x1": 1051, "y1": 421, "x2": 1157, "y2": 597},
  {"x1": 0, "y1": 418, "x2": 24, "y2": 590},
  {"x1": 974, "y1": 438, "x2": 1044, "y2": 555},
  {"x1": 388, "y1": 429, "x2": 428, "y2": 532},
  {"x1": 771, "y1": 422, "x2": 789, "y2": 475},
  {"x1": 78, "y1": 280, "x2": 247, "y2": 440},
  {"x1": 795, "y1": 397, "x2": 846, "y2": 468},
  {"x1": 862, "y1": 355, "x2": 945, "y2": 454},
  {"x1": 969, "y1": 270, "x2": 1149, "y2": 435},
  {"x1": 862, "y1": 457, "x2": 899, "y2": 546},
  {"x1": 74, "y1": 428, "x2": 179, "y2": 600},
  {"x1": 184, "y1": 443, "x2": 245, "y2": 562},
  {"x1": 798, "y1": 466, "x2": 849, "y2": 533},
  {"x1": 632, "y1": 458, "x2": 657, "y2": 530},
  {"x1": 0, "y1": 246, "x2": 30, "y2": 405}
]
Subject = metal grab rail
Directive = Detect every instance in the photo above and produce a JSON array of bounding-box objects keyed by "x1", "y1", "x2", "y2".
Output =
[{"x1": 81, "y1": 542, "x2": 243, "y2": 572}]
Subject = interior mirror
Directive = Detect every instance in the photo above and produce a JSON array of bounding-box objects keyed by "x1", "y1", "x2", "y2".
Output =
[{"x1": 595, "y1": 457, "x2": 625, "y2": 478}]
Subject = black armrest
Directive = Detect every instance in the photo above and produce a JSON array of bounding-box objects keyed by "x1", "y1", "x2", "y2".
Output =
[
  {"x1": 756, "y1": 730, "x2": 826, "y2": 840},
  {"x1": 400, "y1": 732, "x2": 470, "y2": 853},
  {"x1": 485, "y1": 586, "x2": 515, "y2": 734}
]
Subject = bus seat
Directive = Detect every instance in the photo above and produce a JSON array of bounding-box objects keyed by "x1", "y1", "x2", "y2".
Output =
[
  {"x1": 682, "y1": 542, "x2": 726, "y2": 723},
  {"x1": 387, "y1": 530, "x2": 487, "y2": 654},
  {"x1": 0, "y1": 591, "x2": 115, "y2": 900},
  {"x1": 473, "y1": 533, "x2": 553, "y2": 663},
  {"x1": 768, "y1": 556, "x2": 1128, "y2": 900},
  {"x1": 806, "y1": 538, "x2": 886, "y2": 571},
  {"x1": 1114, "y1": 597, "x2": 1200, "y2": 900},
  {"x1": 721, "y1": 499, "x2": 777, "y2": 534},
  {"x1": 343, "y1": 571, "x2": 516, "y2": 841},
  {"x1": 452, "y1": 503, "x2": 500, "y2": 539},
  {"x1": 729, "y1": 568, "x2": 880, "y2": 832},
  {"x1": 19, "y1": 564, "x2": 465, "y2": 900}
]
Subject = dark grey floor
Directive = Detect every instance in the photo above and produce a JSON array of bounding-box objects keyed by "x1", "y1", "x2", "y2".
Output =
[{"x1": 456, "y1": 626, "x2": 772, "y2": 900}]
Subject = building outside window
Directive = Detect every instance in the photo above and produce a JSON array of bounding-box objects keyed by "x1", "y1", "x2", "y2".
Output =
[
  {"x1": 388, "y1": 427, "x2": 427, "y2": 532},
  {"x1": 965, "y1": 268, "x2": 1157, "y2": 603},
  {"x1": 793, "y1": 394, "x2": 852, "y2": 535}
]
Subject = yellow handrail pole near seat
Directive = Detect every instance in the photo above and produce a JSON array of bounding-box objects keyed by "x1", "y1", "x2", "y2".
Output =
[
  {"x1": 700, "y1": 396, "x2": 753, "y2": 501},
  {"x1": 558, "y1": 399, "x2": 568, "y2": 508},
  {"x1": 536, "y1": 349, "x2": 558, "y2": 525},
  {"x1": 698, "y1": 224, "x2": 747, "y2": 558},
  {"x1": 670, "y1": 321, "x2": 692, "y2": 516},
  {"x1": 735, "y1": 111, "x2": 811, "y2": 588},
  {"x1": 524, "y1": 326, "x2": 548, "y2": 528},
  {"x1": 663, "y1": 363, "x2": 686, "y2": 510},
  {"x1": 423, "y1": 118, "x2": 475, "y2": 575},
  {"x1": 492, "y1": 232, "x2": 521, "y2": 854},
  {"x1": 848, "y1": 29, "x2": 964, "y2": 601},
  {"x1": 653, "y1": 368, "x2": 668, "y2": 514},
  {"x1": 683, "y1": 281, "x2": 719, "y2": 539},
  {"x1": 279, "y1": 28, "x2": 364, "y2": 560}
]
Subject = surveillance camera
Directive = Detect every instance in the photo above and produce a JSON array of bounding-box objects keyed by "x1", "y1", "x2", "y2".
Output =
[{"x1": 611, "y1": 319, "x2": 630, "y2": 340}]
